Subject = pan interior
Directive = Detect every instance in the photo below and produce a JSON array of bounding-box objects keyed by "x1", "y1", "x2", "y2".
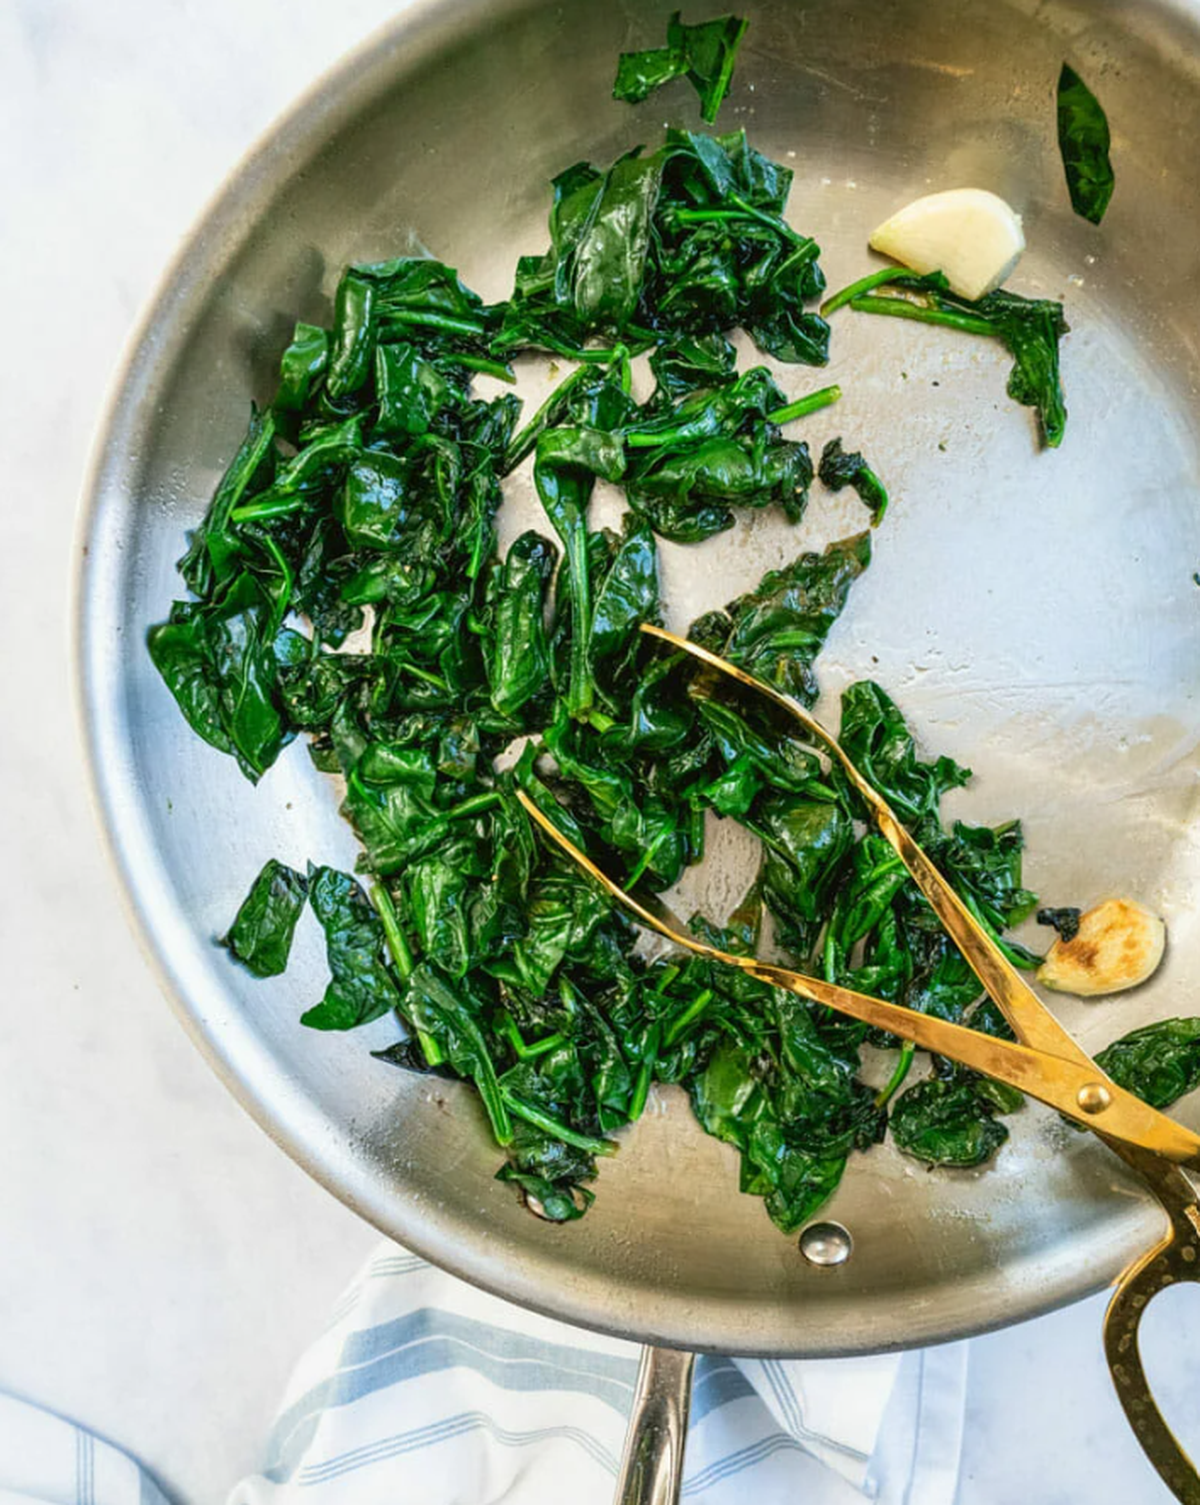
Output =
[{"x1": 78, "y1": 0, "x2": 1200, "y2": 1354}]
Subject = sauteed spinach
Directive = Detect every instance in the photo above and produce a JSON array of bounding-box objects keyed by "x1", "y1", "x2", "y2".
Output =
[
  {"x1": 1096, "y1": 1021, "x2": 1200, "y2": 1112},
  {"x1": 1057, "y1": 64, "x2": 1115, "y2": 226},
  {"x1": 493, "y1": 125, "x2": 832, "y2": 371},
  {"x1": 614, "y1": 11, "x2": 748, "y2": 123},
  {"x1": 149, "y1": 21, "x2": 1196, "y2": 1233},
  {"x1": 822, "y1": 268, "x2": 1069, "y2": 448},
  {"x1": 223, "y1": 858, "x2": 307, "y2": 978}
]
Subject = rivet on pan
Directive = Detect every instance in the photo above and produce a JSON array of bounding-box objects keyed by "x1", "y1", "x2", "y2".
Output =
[
  {"x1": 800, "y1": 1221, "x2": 853, "y2": 1267},
  {"x1": 1076, "y1": 1081, "x2": 1112, "y2": 1115}
]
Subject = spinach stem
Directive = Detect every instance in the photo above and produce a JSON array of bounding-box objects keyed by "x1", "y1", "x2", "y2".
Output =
[
  {"x1": 504, "y1": 365, "x2": 592, "y2": 473},
  {"x1": 501, "y1": 1091, "x2": 618, "y2": 1154},
  {"x1": 401, "y1": 662, "x2": 451, "y2": 692},
  {"x1": 664, "y1": 988, "x2": 714, "y2": 1048},
  {"x1": 876, "y1": 1040, "x2": 915, "y2": 1108},
  {"x1": 501, "y1": 1015, "x2": 566, "y2": 1060},
  {"x1": 628, "y1": 1024, "x2": 661, "y2": 1120},
  {"x1": 252, "y1": 529, "x2": 295, "y2": 636},
  {"x1": 702, "y1": 16, "x2": 748, "y2": 121},
  {"x1": 495, "y1": 328, "x2": 624, "y2": 365},
  {"x1": 766, "y1": 384, "x2": 842, "y2": 426},
  {"x1": 621, "y1": 379, "x2": 839, "y2": 451},
  {"x1": 672, "y1": 195, "x2": 807, "y2": 244},
  {"x1": 446, "y1": 790, "x2": 502, "y2": 822},
  {"x1": 451, "y1": 352, "x2": 516, "y2": 383},
  {"x1": 565, "y1": 524, "x2": 594, "y2": 721},
  {"x1": 820, "y1": 266, "x2": 913, "y2": 316},
  {"x1": 382, "y1": 310, "x2": 488, "y2": 337},
  {"x1": 621, "y1": 323, "x2": 660, "y2": 354},
  {"x1": 960, "y1": 892, "x2": 1041, "y2": 970},
  {"x1": 368, "y1": 882, "x2": 413, "y2": 980},
  {"x1": 369, "y1": 882, "x2": 445, "y2": 1068},
  {"x1": 849, "y1": 294, "x2": 995, "y2": 339},
  {"x1": 230, "y1": 492, "x2": 308, "y2": 524},
  {"x1": 822, "y1": 928, "x2": 840, "y2": 985},
  {"x1": 624, "y1": 426, "x2": 707, "y2": 450}
]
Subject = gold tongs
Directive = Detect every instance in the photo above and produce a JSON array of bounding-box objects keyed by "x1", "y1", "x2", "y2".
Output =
[{"x1": 516, "y1": 622, "x2": 1200, "y2": 1505}]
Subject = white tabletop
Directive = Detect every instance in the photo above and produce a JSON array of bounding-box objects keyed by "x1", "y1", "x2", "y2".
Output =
[{"x1": 1, "y1": 2, "x2": 1193, "y2": 1500}]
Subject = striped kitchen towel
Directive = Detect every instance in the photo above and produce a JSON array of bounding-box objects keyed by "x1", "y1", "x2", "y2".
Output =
[
  {"x1": 226, "y1": 1241, "x2": 967, "y2": 1504},
  {"x1": 0, "y1": 1391, "x2": 170, "y2": 1505},
  {"x1": 0, "y1": 1242, "x2": 967, "y2": 1504}
]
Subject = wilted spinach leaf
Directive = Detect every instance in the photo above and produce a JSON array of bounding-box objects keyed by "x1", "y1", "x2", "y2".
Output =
[
  {"x1": 147, "y1": 571, "x2": 292, "y2": 782},
  {"x1": 533, "y1": 425, "x2": 626, "y2": 719},
  {"x1": 1095, "y1": 1019, "x2": 1200, "y2": 1111},
  {"x1": 818, "y1": 437, "x2": 889, "y2": 523},
  {"x1": 404, "y1": 963, "x2": 512, "y2": 1143},
  {"x1": 829, "y1": 270, "x2": 1069, "y2": 448},
  {"x1": 1057, "y1": 64, "x2": 1115, "y2": 225},
  {"x1": 613, "y1": 12, "x2": 748, "y2": 125},
  {"x1": 723, "y1": 532, "x2": 871, "y2": 704},
  {"x1": 487, "y1": 531, "x2": 557, "y2": 719},
  {"x1": 838, "y1": 680, "x2": 970, "y2": 825},
  {"x1": 223, "y1": 859, "x2": 308, "y2": 977},
  {"x1": 890, "y1": 1076, "x2": 1010, "y2": 1167},
  {"x1": 302, "y1": 865, "x2": 402, "y2": 1030}
]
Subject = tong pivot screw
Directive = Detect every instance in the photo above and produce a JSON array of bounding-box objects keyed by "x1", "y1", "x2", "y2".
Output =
[{"x1": 1077, "y1": 1082, "x2": 1113, "y2": 1115}]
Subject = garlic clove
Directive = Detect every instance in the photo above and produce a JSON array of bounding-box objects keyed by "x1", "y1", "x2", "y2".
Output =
[
  {"x1": 868, "y1": 188, "x2": 1025, "y2": 301},
  {"x1": 1037, "y1": 898, "x2": 1166, "y2": 998}
]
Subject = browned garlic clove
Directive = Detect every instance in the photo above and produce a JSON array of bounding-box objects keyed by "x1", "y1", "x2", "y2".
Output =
[{"x1": 1037, "y1": 898, "x2": 1166, "y2": 998}]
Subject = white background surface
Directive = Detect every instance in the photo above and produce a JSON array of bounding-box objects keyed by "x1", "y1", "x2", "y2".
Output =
[{"x1": 1, "y1": 1, "x2": 1196, "y2": 1500}]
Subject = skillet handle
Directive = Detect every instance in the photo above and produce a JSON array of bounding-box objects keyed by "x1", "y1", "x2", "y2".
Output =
[
  {"x1": 1103, "y1": 1155, "x2": 1200, "y2": 1505},
  {"x1": 614, "y1": 1345, "x2": 695, "y2": 1505}
]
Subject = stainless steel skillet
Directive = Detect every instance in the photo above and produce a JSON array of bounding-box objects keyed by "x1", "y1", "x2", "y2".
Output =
[{"x1": 75, "y1": 0, "x2": 1200, "y2": 1493}]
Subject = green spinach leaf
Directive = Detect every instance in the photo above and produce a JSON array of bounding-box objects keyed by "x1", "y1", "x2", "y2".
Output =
[
  {"x1": 1095, "y1": 1019, "x2": 1200, "y2": 1110},
  {"x1": 613, "y1": 12, "x2": 748, "y2": 124},
  {"x1": 1057, "y1": 64, "x2": 1115, "y2": 225},
  {"x1": 302, "y1": 865, "x2": 402, "y2": 1030},
  {"x1": 818, "y1": 437, "x2": 889, "y2": 523},
  {"x1": 890, "y1": 1076, "x2": 1009, "y2": 1167},
  {"x1": 223, "y1": 859, "x2": 308, "y2": 977},
  {"x1": 829, "y1": 271, "x2": 1069, "y2": 447}
]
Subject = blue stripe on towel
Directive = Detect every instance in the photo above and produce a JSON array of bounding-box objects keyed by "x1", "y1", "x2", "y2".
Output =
[
  {"x1": 265, "y1": 1309, "x2": 638, "y2": 1480},
  {"x1": 297, "y1": 1409, "x2": 620, "y2": 1484}
]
